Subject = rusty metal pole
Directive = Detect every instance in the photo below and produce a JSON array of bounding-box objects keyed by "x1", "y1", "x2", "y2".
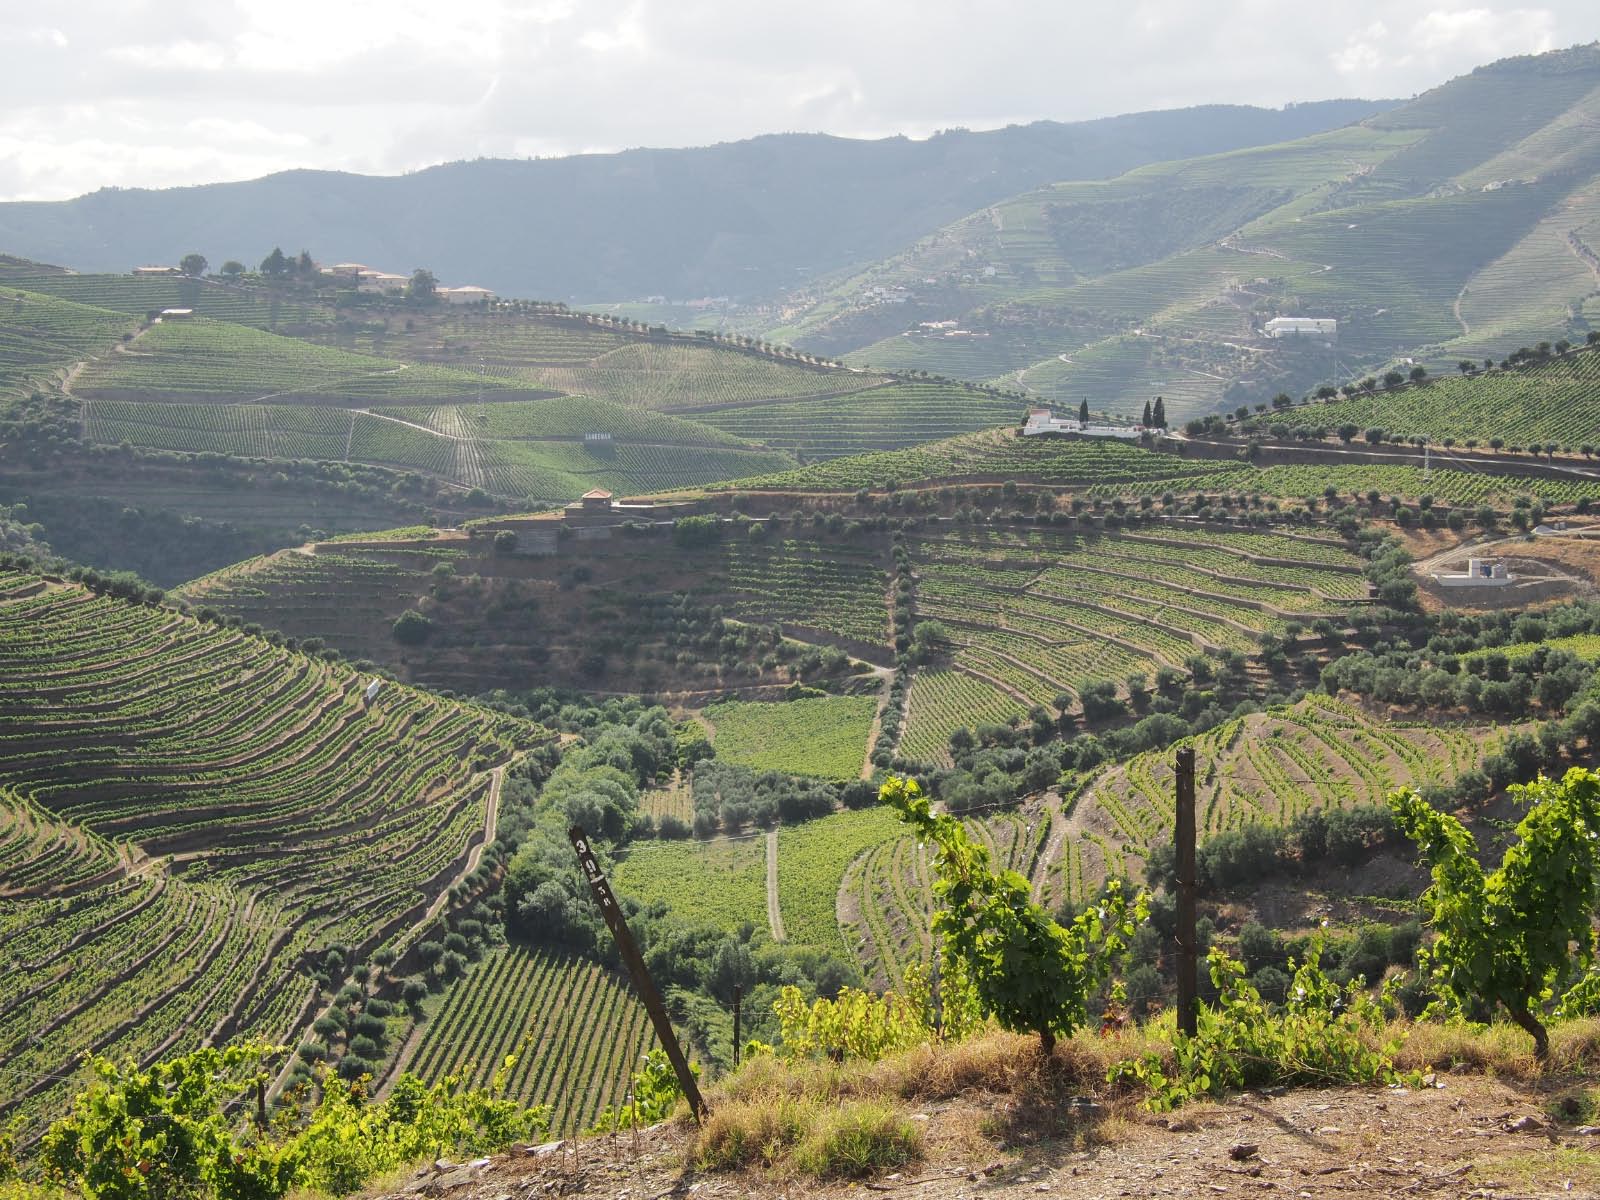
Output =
[
  {"x1": 568, "y1": 825, "x2": 708, "y2": 1120},
  {"x1": 1174, "y1": 748, "x2": 1198, "y2": 1037}
]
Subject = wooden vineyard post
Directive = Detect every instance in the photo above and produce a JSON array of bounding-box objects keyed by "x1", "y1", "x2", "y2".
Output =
[
  {"x1": 732, "y1": 985, "x2": 742, "y2": 1069},
  {"x1": 568, "y1": 825, "x2": 708, "y2": 1121},
  {"x1": 1174, "y1": 748, "x2": 1198, "y2": 1038}
]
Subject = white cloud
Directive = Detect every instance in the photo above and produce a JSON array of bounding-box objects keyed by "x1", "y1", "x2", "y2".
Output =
[{"x1": 0, "y1": 1, "x2": 1593, "y2": 200}]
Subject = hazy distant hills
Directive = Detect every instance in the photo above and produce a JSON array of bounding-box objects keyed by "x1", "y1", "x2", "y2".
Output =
[
  {"x1": 772, "y1": 45, "x2": 1600, "y2": 419},
  {"x1": 0, "y1": 102, "x2": 1389, "y2": 301}
]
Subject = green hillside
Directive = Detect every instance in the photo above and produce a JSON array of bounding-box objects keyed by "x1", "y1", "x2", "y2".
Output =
[
  {"x1": 773, "y1": 45, "x2": 1600, "y2": 422},
  {"x1": 0, "y1": 290, "x2": 135, "y2": 397},
  {"x1": 74, "y1": 316, "x2": 548, "y2": 402},
  {"x1": 712, "y1": 425, "x2": 1600, "y2": 509},
  {"x1": 1244, "y1": 341, "x2": 1600, "y2": 448},
  {"x1": 0, "y1": 570, "x2": 547, "y2": 1132}
]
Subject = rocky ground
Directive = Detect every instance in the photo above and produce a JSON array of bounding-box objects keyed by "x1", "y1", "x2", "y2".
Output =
[{"x1": 372, "y1": 1076, "x2": 1600, "y2": 1200}]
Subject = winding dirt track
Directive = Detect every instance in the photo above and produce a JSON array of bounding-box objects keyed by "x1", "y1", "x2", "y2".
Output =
[{"x1": 765, "y1": 828, "x2": 785, "y2": 942}]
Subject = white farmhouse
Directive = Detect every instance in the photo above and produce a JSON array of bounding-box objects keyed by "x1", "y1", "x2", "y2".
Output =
[
  {"x1": 1022, "y1": 407, "x2": 1142, "y2": 441},
  {"x1": 443, "y1": 285, "x2": 496, "y2": 305},
  {"x1": 1264, "y1": 317, "x2": 1337, "y2": 339}
]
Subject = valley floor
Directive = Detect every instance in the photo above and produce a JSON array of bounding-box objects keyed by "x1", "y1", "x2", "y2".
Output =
[{"x1": 373, "y1": 1076, "x2": 1598, "y2": 1199}]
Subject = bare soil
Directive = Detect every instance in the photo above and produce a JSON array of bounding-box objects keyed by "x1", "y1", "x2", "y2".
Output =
[{"x1": 376, "y1": 1077, "x2": 1600, "y2": 1199}]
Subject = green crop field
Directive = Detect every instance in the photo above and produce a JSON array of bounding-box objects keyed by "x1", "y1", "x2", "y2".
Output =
[
  {"x1": 83, "y1": 397, "x2": 795, "y2": 500},
  {"x1": 697, "y1": 380, "x2": 1032, "y2": 458},
  {"x1": 704, "y1": 695, "x2": 878, "y2": 781},
  {"x1": 776, "y1": 806, "x2": 903, "y2": 953},
  {"x1": 612, "y1": 835, "x2": 768, "y2": 933},
  {"x1": 519, "y1": 342, "x2": 883, "y2": 411},
  {"x1": 403, "y1": 945, "x2": 654, "y2": 1134},
  {"x1": 0, "y1": 573, "x2": 540, "y2": 1131}
]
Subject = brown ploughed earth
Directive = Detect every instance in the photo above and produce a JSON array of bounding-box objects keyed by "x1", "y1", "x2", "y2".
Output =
[{"x1": 370, "y1": 1076, "x2": 1600, "y2": 1200}]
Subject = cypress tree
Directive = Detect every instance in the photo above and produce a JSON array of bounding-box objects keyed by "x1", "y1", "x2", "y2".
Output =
[
  {"x1": 1152, "y1": 396, "x2": 1166, "y2": 428},
  {"x1": 1142, "y1": 400, "x2": 1153, "y2": 426},
  {"x1": 1079, "y1": 398, "x2": 1090, "y2": 424}
]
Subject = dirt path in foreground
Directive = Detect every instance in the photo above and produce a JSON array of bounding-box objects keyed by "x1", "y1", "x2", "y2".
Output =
[
  {"x1": 765, "y1": 828, "x2": 785, "y2": 942},
  {"x1": 379, "y1": 1076, "x2": 1600, "y2": 1199}
]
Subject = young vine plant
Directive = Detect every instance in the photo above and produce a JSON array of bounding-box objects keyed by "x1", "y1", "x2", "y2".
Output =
[
  {"x1": 1389, "y1": 766, "x2": 1600, "y2": 1059},
  {"x1": 881, "y1": 776, "x2": 1147, "y2": 1054}
]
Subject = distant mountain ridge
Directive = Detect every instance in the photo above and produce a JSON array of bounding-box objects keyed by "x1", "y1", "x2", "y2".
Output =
[
  {"x1": 0, "y1": 102, "x2": 1390, "y2": 301},
  {"x1": 769, "y1": 44, "x2": 1600, "y2": 420}
]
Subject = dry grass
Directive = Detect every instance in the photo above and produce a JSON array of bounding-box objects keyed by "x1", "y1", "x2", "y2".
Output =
[
  {"x1": 688, "y1": 1027, "x2": 1155, "y2": 1179},
  {"x1": 1387, "y1": 1015, "x2": 1600, "y2": 1080},
  {"x1": 687, "y1": 1014, "x2": 1600, "y2": 1183}
]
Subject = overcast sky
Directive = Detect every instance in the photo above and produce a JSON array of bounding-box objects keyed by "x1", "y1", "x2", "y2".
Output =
[{"x1": 0, "y1": 1, "x2": 1593, "y2": 202}]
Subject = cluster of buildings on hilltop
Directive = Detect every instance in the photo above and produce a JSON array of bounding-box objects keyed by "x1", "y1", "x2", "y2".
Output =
[
  {"x1": 133, "y1": 261, "x2": 496, "y2": 304},
  {"x1": 317, "y1": 263, "x2": 495, "y2": 304},
  {"x1": 1022, "y1": 407, "x2": 1143, "y2": 441}
]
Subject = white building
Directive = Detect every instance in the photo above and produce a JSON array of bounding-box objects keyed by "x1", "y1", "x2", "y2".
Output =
[
  {"x1": 133, "y1": 265, "x2": 183, "y2": 277},
  {"x1": 1022, "y1": 407, "x2": 1143, "y2": 441},
  {"x1": 357, "y1": 272, "x2": 409, "y2": 295},
  {"x1": 1432, "y1": 557, "x2": 1513, "y2": 588},
  {"x1": 1264, "y1": 317, "x2": 1338, "y2": 339},
  {"x1": 442, "y1": 285, "x2": 496, "y2": 305}
]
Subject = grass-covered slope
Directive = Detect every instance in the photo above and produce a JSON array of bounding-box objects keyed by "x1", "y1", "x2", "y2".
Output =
[
  {"x1": 0, "y1": 570, "x2": 544, "y2": 1131},
  {"x1": 75, "y1": 316, "x2": 548, "y2": 402},
  {"x1": 774, "y1": 45, "x2": 1600, "y2": 420}
]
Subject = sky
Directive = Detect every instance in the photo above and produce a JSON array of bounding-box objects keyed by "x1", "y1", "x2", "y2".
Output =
[{"x1": 0, "y1": 1, "x2": 1593, "y2": 202}]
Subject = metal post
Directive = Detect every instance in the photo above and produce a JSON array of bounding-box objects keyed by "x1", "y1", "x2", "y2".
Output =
[
  {"x1": 1174, "y1": 748, "x2": 1198, "y2": 1038},
  {"x1": 568, "y1": 826, "x2": 708, "y2": 1120},
  {"x1": 732, "y1": 985, "x2": 742, "y2": 1069}
]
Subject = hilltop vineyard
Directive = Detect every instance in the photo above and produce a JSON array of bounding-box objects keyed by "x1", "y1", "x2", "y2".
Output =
[{"x1": 0, "y1": 571, "x2": 542, "y2": 1131}]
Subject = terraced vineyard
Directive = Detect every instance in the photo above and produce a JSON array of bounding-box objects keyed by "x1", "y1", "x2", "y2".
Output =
[
  {"x1": 0, "y1": 572, "x2": 541, "y2": 1131},
  {"x1": 898, "y1": 524, "x2": 1366, "y2": 762},
  {"x1": 721, "y1": 426, "x2": 1600, "y2": 509},
  {"x1": 844, "y1": 695, "x2": 1510, "y2": 984},
  {"x1": 720, "y1": 538, "x2": 889, "y2": 645},
  {"x1": 1260, "y1": 346, "x2": 1600, "y2": 448},
  {"x1": 403, "y1": 946, "x2": 654, "y2": 1134},
  {"x1": 1, "y1": 270, "x2": 333, "y2": 330},
  {"x1": 704, "y1": 695, "x2": 878, "y2": 781},
  {"x1": 697, "y1": 380, "x2": 1034, "y2": 458},
  {"x1": 0, "y1": 290, "x2": 135, "y2": 395},
  {"x1": 1050, "y1": 694, "x2": 1510, "y2": 904},
  {"x1": 715, "y1": 428, "x2": 1237, "y2": 490}
]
